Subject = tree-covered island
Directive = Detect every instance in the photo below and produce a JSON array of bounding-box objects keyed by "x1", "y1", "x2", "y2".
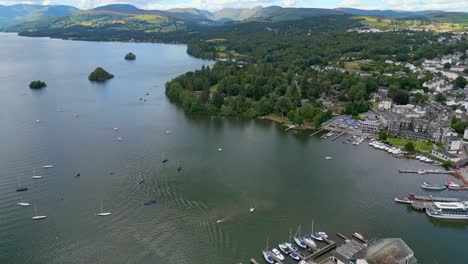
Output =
[
  {"x1": 29, "y1": 80, "x2": 47, "y2": 89},
  {"x1": 125, "y1": 52, "x2": 136, "y2": 60},
  {"x1": 88, "y1": 67, "x2": 114, "y2": 82}
]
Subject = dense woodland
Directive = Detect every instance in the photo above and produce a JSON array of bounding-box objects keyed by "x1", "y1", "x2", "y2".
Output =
[{"x1": 165, "y1": 16, "x2": 467, "y2": 126}]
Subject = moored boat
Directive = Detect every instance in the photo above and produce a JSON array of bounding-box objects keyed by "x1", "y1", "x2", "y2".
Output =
[
  {"x1": 271, "y1": 248, "x2": 285, "y2": 261},
  {"x1": 394, "y1": 197, "x2": 413, "y2": 204},
  {"x1": 143, "y1": 199, "x2": 156, "y2": 206},
  {"x1": 278, "y1": 243, "x2": 291, "y2": 255},
  {"x1": 262, "y1": 251, "x2": 274, "y2": 264},
  {"x1": 426, "y1": 202, "x2": 468, "y2": 220},
  {"x1": 352, "y1": 232, "x2": 368, "y2": 243},
  {"x1": 406, "y1": 193, "x2": 459, "y2": 203},
  {"x1": 421, "y1": 182, "x2": 447, "y2": 190},
  {"x1": 289, "y1": 252, "x2": 300, "y2": 261},
  {"x1": 446, "y1": 181, "x2": 468, "y2": 190}
]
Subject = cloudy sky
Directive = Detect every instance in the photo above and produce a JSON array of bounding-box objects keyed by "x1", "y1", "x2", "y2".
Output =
[{"x1": 1, "y1": 0, "x2": 467, "y2": 12}]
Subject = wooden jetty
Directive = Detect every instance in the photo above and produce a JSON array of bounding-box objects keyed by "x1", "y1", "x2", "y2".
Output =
[
  {"x1": 331, "y1": 131, "x2": 346, "y2": 141},
  {"x1": 250, "y1": 258, "x2": 259, "y2": 264},
  {"x1": 399, "y1": 169, "x2": 455, "y2": 174},
  {"x1": 302, "y1": 239, "x2": 336, "y2": 261},
  {"x1": 310, "y1": 128, "x2": 324, "y2": 136}
]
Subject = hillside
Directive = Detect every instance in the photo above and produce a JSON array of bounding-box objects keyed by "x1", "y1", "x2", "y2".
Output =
[
  {"x1": 5, "y1": 4, "x2": 214, "y2": 39},
  {"x1": 0, "y1": 4, "x2": 79, "y2": 28}
]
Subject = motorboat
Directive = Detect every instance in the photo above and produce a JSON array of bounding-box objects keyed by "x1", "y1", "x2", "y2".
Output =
[
  {"x1": 218, "y1": 148, "x2": 223, "y2": 152},
  {"x1": 289, "y1": 252, "x2": 300, "y2": 261},
  {"x1": 16, "y1": 187, "x2": 28, "y2": 192},
  {"x1": 285, "y1": 242, "x2": 298, "y2": 252},
  {"x1": 352, "y1": 232, "x2": 368, "y2": 243},
  {"x1": 165, "y1": 130, "x2": 172, "y2": 134},
  {"x1": 18, "y1": 202, "x2": 30, "y2": 206},
  {"x1": 117, "y1": 137, "x2": 122, "y2": 141},
  {"x1": 42, "y1": 165, "x2": 54, "y2": 168},
  {"x1": 271, "y1": 248, "x2": 284, "y2": 261},
  {"x1": 162, "y1": 159, "x2": 168, "y2": 163},
  {"x1": 446, "y1": 181, "x2": 468, "y2": 190},
  {"x1": 143, "y1": 199, "x2": 156, "y2": 206},
  {"x1": 394, "y1": 197, "x2": 413, "y2": 204},
  {"x1": 249, "y1": 207, "x2": 255, "y2": 213},
  {"x1": 262, "y1": 251, "x2": 274, "y2": 264},
  {"x1": 138, "y1": 179, "x2": 145, "y2": 184},
  {"x1": 278, "y1": 243, "x2": 290, "y2": 255},
  {"x1": 325, "y1": 156, "x2": 333, "y2": 160},
  {"x1": 113, "y1": 127, "x2": 119, "y2": 131},
  {"x1": 421, "y1": 182, "x2": 447, "y2": 190},
  {"x1": 216, "y1": 218, "x2": 225, "y2": 224}
]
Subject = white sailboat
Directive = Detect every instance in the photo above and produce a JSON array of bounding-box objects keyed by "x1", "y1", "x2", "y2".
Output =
[
  {"x1": 32, "y1": 205, "x2": 47, "y2": 220},
  {"x1": 17, "y1": 196, "x2": 30, "y2": 206},
  {"x1": 32, "y1": 169, "x2": 43, "y2": 179},
  {"x1": 97, "y1": 200, "x2": 111, "y2": 216}
]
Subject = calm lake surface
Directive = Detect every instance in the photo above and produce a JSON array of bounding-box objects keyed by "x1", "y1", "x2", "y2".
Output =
[{"x1": 0, "y1": 33, "x2": 466, "y2": 264}]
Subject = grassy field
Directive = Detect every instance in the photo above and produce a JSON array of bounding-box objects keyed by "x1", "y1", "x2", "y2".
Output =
[
  {"x1": 210, "y1": 84, "x2": 218, "y2": 92},
  {"x1": 387, "y1": 137, "x2": 434, "y2": 152}
]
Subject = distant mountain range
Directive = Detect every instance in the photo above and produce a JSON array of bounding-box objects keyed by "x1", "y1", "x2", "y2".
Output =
[
  {"x1": 0, "y1": 4, "x2": 79, "y2": 27},
  {"x1": 3, "y1": 4, "x2": 468, "y2": 33}
]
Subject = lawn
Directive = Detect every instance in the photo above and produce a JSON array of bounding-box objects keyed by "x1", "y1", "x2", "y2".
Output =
[{"x1": 387, "y1": 137, "x2": 434, "y2": 152}]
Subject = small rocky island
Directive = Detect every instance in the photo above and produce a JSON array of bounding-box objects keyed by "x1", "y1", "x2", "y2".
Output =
[
  {"x1": 29, "y1": 80, "x2": 47, "y2": 89},
  {"x1": 88, "y1": 67, "x2": 114, "y2": 82},
  {"x1": 125, "y1": 52, "x2": 136, "y2": 60}
]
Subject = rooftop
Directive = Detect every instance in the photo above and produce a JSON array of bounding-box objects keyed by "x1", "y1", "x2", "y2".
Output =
[{"x1": 351, "y1": 238, "x2": 417, "y2": 264}]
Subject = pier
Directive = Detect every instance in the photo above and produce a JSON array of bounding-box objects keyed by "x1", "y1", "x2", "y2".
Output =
[
  {"x1": 310, "y1": 128, "x2": 325, "y2": 136},
  {"x1": 331, "y1": 131, "x2": 345, "y2": 141},
  {"x1": 304, "y1": 239, "x2": 337, "y2": 261},
  {"x1": 398, "y1": 169, "x2": 455, "y2": 174}
]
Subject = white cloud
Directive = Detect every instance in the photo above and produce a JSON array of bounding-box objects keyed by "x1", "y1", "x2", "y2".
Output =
[
  {"x1": 337, "y1": 0, "x2": 380, "y2": 9},
  {"x1": 282, "y1": 0, "x2": 298, "y2": 7}
]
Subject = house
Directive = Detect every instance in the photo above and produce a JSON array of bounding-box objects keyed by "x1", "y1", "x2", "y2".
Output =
[
  {"x1": 432, "y1": 149, "x2": 461, "y2": 163},
  {"x1": 392, "y1": 104, "x2": 415, "y2": 114},
  {"x1": 423, "y1": 78, "x2": 445, "y2": 89},
  {"x1": 378, "y1": 100, "x2": 392, "y2": 111},
  {"x1": 333, "y1": 238, "x2": 418, "y2": 264},
  {"x1": 444, "y1": 136, "x2": 463, "y2": 153}
]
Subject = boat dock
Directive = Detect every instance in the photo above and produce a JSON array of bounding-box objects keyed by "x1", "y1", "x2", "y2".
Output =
[
  {"x1": 399, "y1": 169, "x2": 455, "y2": 174},
  {"x1": 310, "y1": 128, "x2": 325, "y2": 136},
  {"x1": 304, "y1": 239, "x2": 337, "y2": 261},
  {"x1": 331, "y1": 131, "x2": 345, "y2": 141}
]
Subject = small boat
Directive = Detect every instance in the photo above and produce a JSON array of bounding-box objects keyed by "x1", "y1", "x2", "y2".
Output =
[
  {"x1": 294, "y1": 236, "x2": 307, "y2": 248},
  {"x1": 278, "y1": 243, "x2": 290, "y2": 254},
  {"x1": 31, "y1": 176, "x2": 43, "y2": 179},
  {"x1": 299, "y1": 261, "x2": 307, "y2": 264},
  {"x1": 271, "y1": 248, "x2": 284, "y2": 261},
  {"x1": 177, "y1": 166, "x2": 182, "y2": 172},
  {"x1": 117, "y1": 137, "x2": 122, "y2": 141},
  {"x1": 352, "y1": 232, "x2": 368, "y2": 243},
  {"x1": 285, "y1": 242, "x2": 298, "y2": 252},
  {"x1": 249, "y1": 207, "x2": 255, "y2": 213},
  {"x1": 216, "y1": 218, "x2": 225, "y2": 224},
  {"x1": 289, "y1": 252, "x2": 300, "y2": 261},
  {"x1": 146, "y1": 92, "x2": 150, "y2": 96},
  {"x1": 73, "y1": 113, "x2": 79, "y2": 117},
  {"x1": 325, "y1": 156, "x2": 333, "y2": 160},
  {"x1": 143, "y1": 199, "x2": 156, "y2": 206},
  {"x1": 113, "y1": 127, "x2": 119, "y2": 131},
  {"x1": 32, "y1": 205, "x2": 47, "y2": 220},
  {"x1": 446, "y1": 181, "x2": 468, "y2": 190},
  {"x1": 218, "y1": 148, "x2": 223, "y2": 152},
  {"x1": 421, "y1": 182, "x2": 447, "y2": 190},
  {"x1": 262, "y1": 251, "x2": 274, "y2": 264},
  {"x1": 303, "y1": 234, "x2": 317, "y2": 249},
  {"x1": 74, "y1": 173, "x2": 81, "y2": 178},
  {"x1": 394, "y1": 197, "x2": 413, "y2": 204},
  {"x1": 165, "y1": 130, "x2": 172, "y2": 134},
  {"x1": 97, "y1": 200, "x2": 111, "y2": 216},
  {"x1": 162, "y1": 159, "x2": 168, "y2": 163},
  {"x1": 36, "y1": 119, "x2": 40, "y2": 123},
  {"x1": 42, "y1": 165, "x2": 53, "y2": 168},
  {"x1": 138, "y1": 179, "x2": 145, "y2": 184},
  {"x1": 16, "y1": 176, "x2": 28, "y2": 192},
  {"x1": 18, "y1": 202, "x2": 30, "y2": 206}
]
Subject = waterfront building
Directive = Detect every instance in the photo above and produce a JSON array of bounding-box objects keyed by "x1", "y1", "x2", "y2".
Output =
[
  {"x1": 431, "y1": 149, "x2": 461, "y2": 163},
  {"x1": 463, "y1": 127, "x2": 468, "y2": 140}
]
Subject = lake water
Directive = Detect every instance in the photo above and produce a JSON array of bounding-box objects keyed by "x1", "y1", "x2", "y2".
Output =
[{"x1": 0, "y1": 33, "x2": 466, "y2": 264}]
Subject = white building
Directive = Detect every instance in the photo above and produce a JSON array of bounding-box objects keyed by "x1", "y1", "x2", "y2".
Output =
[
  {"x1": 378, "y1": 100, "x2": 392, "y2": 111},
  {"x1": 432, "y1": 149, "x2": 461, "y2": 163},
  {"x1": 464, "y1": 127, "x2": 468, "y2": 140}
]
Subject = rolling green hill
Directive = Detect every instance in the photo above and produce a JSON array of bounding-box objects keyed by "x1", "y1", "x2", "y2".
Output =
[{"x1": 0, "y1": 4, "x2": 79, "y2": 28}]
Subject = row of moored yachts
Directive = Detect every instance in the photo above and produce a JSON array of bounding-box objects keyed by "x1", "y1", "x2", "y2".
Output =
[{"x1": 368, "y1": 140, "x2": 438, "y2": 164}]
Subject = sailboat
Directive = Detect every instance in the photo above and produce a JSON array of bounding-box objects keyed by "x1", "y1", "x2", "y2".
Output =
[
  {"x1": 17, "y1": 196, "x2": 30, "y2": 206},
  {"x1": 16, "y1": 176, "x2": 28, "y2": 192},
  {"x1": 32, "y1": 205, "x2": 47, "y2": 220},
  {"x1": 97, "y1": 200, "x2": 111, "y2": 216},
  {"x1": 293, "y1": 225, "x2": 307, "y2": 249},
  {"x1": 262, "y1": 238, "x2": 275, "y2": 264},
  {"x1": 285, "y1": 227, "x2": 299, "y2": 252},
  {"x1": 32, "y1": 169, "x2": 43, "y2": 179},
  {"x1": 304, "y1": 220, "x2": 318, "y2": 249}
]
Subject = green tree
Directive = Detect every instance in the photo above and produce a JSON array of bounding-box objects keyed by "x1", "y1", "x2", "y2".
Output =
[
  {"x1": 443, "y1": 62, "x2": 451, "y2": 69},
  {"x1": 454, "y1": 76, "x2": 467, "y2": 89},
  {"x1": 378, "y1": 131, "x2": 388, "y2": 141},
  {"x1": 29, "y1": 80, "x2": 46, "y2": 89},
  {"x1": 255, "y1": 97, "x2": 273, "y2": 116},
  {"x1": 212, "y1": 92, "x2": 224, "y2": 110},
  {"x1": 435, "y1": 93, "x2": 446, "y2": 103},
  {"x1": 404, "y1": 142, "x2": 415, "y2": 152},
  {"x1": 275, "y1": 97, "x2": 294, "y2": 117}
]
